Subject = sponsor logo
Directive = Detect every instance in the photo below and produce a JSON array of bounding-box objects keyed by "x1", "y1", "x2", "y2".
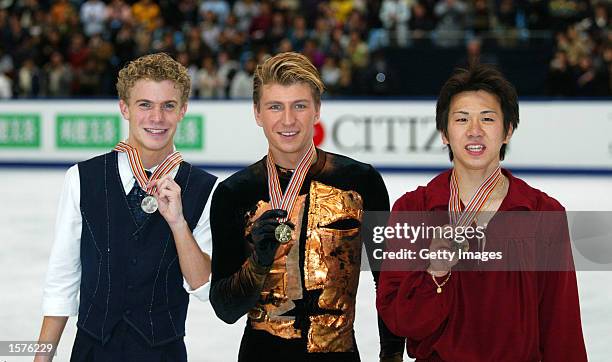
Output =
[
  {"x1": 0, "y1": 114, "x2": 40, "y2": 148},
  {"x1": 175, "y1": 115, "x2": 204, "y2": 150},
  {"x1": 331, "y1": 114, "x2": 442, "y2": 153},
  {"x1": 56, "y1": 114, "x2": 121, "y2": 148}
]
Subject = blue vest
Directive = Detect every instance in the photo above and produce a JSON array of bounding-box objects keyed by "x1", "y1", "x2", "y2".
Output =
[{"x1": 76, "y1": 151, "x2": 216, "y2": 346}]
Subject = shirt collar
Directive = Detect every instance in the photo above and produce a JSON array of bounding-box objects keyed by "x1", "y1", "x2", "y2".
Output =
[{"x1": 117, "y1": 145, "x2": 180, "y2": 194}]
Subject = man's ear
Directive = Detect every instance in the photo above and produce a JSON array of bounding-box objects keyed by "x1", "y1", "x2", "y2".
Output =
[
  {"x1": 254, "y1": 103, "x2": 263, "y2": 127},
  {"x1": 441, "y1": 131, "x2": 449, "y2": 145},
  {"x1": 179, "y1": 101, "x2": 188, "y2": 121},
  {"x1": 503, "y1": 125, "x2": 514, "y2": 144},
  {"x1": 119, "y1": 99, "x2": 129, "y2": 120}
]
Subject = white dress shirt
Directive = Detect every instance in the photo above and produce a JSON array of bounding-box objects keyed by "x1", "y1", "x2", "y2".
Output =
[{"x1": 42, "y1": 152, "x2": 217, "y2": 316}]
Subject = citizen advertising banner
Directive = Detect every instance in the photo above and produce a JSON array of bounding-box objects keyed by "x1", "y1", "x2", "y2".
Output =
[{"x1": 0, "y1": 100, "x2": 610, "y2": 172}]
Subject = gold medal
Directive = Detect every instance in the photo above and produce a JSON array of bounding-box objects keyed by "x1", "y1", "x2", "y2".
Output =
[
  {"x1": 266, "y1": 143, "x2": 316, "y2": 241},
  {"x1": 274, "y1": 223, "x2": 293, "y2": 244}
]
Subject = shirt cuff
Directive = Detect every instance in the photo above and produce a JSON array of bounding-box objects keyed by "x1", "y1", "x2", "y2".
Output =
[
  {"x1": 183, "y1": 278, "x2": 211, "y2": 302},
  {"x1": 42, "y1": 297, "x2": 79, "y2": 316}
]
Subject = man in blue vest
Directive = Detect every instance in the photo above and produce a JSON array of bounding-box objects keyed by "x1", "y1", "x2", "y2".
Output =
[{"x1": 35, "y1": 53, "x2": 217, "y2": 361}]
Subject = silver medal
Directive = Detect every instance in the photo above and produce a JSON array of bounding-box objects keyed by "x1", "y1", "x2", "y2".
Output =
[{"x1": 141, "y1": 195, "x2": 158, "y2": 214}]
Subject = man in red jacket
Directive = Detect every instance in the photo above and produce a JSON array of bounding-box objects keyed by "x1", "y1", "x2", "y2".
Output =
[{"x1": 376, "y1": 64, "x2": 587, "y2": 361}]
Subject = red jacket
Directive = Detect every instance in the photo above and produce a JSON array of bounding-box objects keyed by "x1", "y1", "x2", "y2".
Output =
[{"x1": 376, "y1": 169, "x2": 587, "y2": 362}]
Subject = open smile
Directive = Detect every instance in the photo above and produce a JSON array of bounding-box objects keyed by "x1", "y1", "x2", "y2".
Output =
[
  {"x1": 145, "y1": 128, "x2": 168, "y2": 135},
  {"x1": 465, "y1": 143, "x2": 486, "y2": 156}
]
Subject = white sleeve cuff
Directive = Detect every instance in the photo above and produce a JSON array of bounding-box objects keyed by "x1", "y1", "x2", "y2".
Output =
[
  {"x1": 42, "y1": 296, "x2": 79, "y2": 317},
  {"x1": 183, "y1": 278, "x2": 211, "y2": 302}
]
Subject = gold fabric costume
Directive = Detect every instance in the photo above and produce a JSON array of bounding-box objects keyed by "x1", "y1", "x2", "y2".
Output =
[{"x1": 246, "y1": 181, "x2": 364, "y2": 352}]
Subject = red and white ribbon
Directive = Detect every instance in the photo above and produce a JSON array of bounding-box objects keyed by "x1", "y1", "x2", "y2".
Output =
[
  {"x1": 449, "y1": 166, "x2": 502, "y2": 228},
  {"x1": 266, "y1": 143, "x2": 316, "y2": 223},
  {"x1": 113, "y1": 141, "x2": 183, "y2": 195}
]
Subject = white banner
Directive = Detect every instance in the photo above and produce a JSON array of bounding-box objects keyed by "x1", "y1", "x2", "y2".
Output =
[{"x1": 0, "y1": 100, "x2": 610, "y2": 172}]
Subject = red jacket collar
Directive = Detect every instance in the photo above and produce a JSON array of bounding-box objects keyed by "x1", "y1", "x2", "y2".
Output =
[{"x1": 422, "y1": 168, "x2": 538, "y2": 211}]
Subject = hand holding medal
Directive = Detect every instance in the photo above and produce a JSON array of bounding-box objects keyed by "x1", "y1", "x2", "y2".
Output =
[
  {"x1": 148, "y1": 174, "x2": 185, "y2": 226},
  {"x1": 250, "y1": 209, "x2": 293, "y2": 266},
  {"x1": 114, "y1": 141, "x2": 184, "y2": 219}
]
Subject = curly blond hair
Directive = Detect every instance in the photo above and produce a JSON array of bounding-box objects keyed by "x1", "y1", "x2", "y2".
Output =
[
  {"x1": 116, "y1": 53, "x2": 190, "y2": 104},
  {"x1": 253, "y1": 52, "x2": 325, "y2": 110}
]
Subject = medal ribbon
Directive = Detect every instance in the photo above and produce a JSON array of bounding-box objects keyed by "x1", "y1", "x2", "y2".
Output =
[
  {"x1": 113, "y1": 141, "x2": 183, "y2": 195},
  {"x1": 266, "y1": 143, "x2": 316, "y2": 223},
  {"x1": 449, "y1": 166, "x2": 502, "y2": 228}
]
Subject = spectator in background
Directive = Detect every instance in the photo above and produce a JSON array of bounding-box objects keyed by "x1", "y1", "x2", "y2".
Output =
[
  {"x1": 267, "y1": 11, "x2": 287, "y2": 46},
  {"x1": 201, "y1": 11, "x2": 222, "y2": 52},
  {"x1": 0, "y1": 46, "x2": 13, "y2": 77},
  {"x1": 80, "y1": 0, "x2": 107, "y2": 37},
  {"x1": 409, "y1": 2, "x2": 436, "y2": 45},
  {"x1": 336, "y1": 58, "x2": 354, "y2": 95},
  {"x1": 50, "y1": 0, "x2": 78, "y2": 34},
  {"x1": 303, "y1": 39, "x2": 326, "y2": 68},
  {"x1": 67, "y1": 33, "x2": 90, "y2": 72},
  {"x1": 434, "y1": 0, "x2": 468, "y2": 47},
  {"x1": 200, "y1": 0, "x2": 231, "y2": 26},
  {"x1": 114, "y1": 25, "x2": 136, "y2": 66},
  {"x1": 562, "y1": 24, "x2": 593, "y2": 67},
  {"x1": 233, "y1": 0, "x2": 260, "y2": 33},
  {"x1": 575, "y1": 54, "x2": 609, "y2": 96},
  {"x1": 217, "y1": 51, "x2": 239, "y2": 98},
  {"x1": 78, "y1": 58, "x2": 101, "y2": 96},
  {"x1": 44, "y1": 51, "x2": 73, "y2": 98},
  {"x1": 347, "y1": 31, "x2": 369, "y2": 70},
  {"x1": 218, "y1": 14, "x2": 247, "y2": 57},
  {"x1": 321, "y1": 56, "x2": 341, "y2": 93},
  {"x1": 0, "y1": 70, "x2": 12, "y2": 99},
  {"x1": 17, "y1": 58, "x2": 41, "y2": 97},
  {"x1": 470, "y1": 0, "x2": 491, "y2": 36},
  {"x1": 177, "y1": 51, "x2": 199, "y2": 98},
  {"x1": 230, "y1": 57, "x2": 256, "y2": 98},
  {"x1": 547, "y1": 50, "x2": 576, "y2": 96},
  {"x1": 106, "y1": 0, "x2": 133, "y2": 34},
  {"x1": 185, "y1": 27, "x2": 209, "y2": 66},
  {"x1": 249, "y1": 1, "x2": 272, "y2": 41},
  {"x1": 277, "y1": 37, "x2": 294, "y2": 53},
  {"x1": 311, "y1": 17, "x2": 332, "y2": 51},
  {"x1": 132, "y1": 0, "x2": 161, "y2": 32},
  {"x1": 134, "y1": 30, "x2": 153, "y2": 57},
  {"x1": 177, "y1": 0, "x2": 199, "y2": 26},
  {"x1": 380, "y1": 0, "x2": 411, "y2": 47},
  {"x1": 289, "y1": 15, "x2": 309, "y2": 51},
  {"x1": 197, "y1": 56, "x2": 223, "y2": 98}
]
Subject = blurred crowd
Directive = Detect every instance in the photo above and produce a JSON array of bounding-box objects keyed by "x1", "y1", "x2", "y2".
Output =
[{"x1": 0, "y1": 0, "x2": 610, "y2": 99}]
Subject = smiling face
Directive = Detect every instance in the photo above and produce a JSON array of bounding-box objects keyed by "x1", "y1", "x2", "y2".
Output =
[
  {"x1": 254, "y1": 82, "x2": 320, "y2": 168},
  {"x1": 442, "y1": 90, "x2": 512, "y2": 175},
  {"x1": 119, "y1": 79, "x2": 186, "y2": 166}
]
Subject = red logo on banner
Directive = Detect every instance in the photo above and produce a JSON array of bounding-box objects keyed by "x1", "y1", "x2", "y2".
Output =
[{"x1": 313, "y1": 121, "x2": 325, "y2": 146}]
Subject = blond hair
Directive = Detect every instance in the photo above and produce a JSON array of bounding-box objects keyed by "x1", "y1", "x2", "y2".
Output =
[
  {"x1": 116, "y1": 53, "x2": 190, "y2": 104},
  {"x1": 253, "y1": 52, "x2": 325, "y2": 109}
]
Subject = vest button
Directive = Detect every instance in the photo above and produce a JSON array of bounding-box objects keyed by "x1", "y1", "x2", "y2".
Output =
[
  {"x1": 125, "y1": 309, "x2": 132, "y2": 316},
  {"x1": 131, "y1": 258, "x2": 137, "y2": 265}
]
